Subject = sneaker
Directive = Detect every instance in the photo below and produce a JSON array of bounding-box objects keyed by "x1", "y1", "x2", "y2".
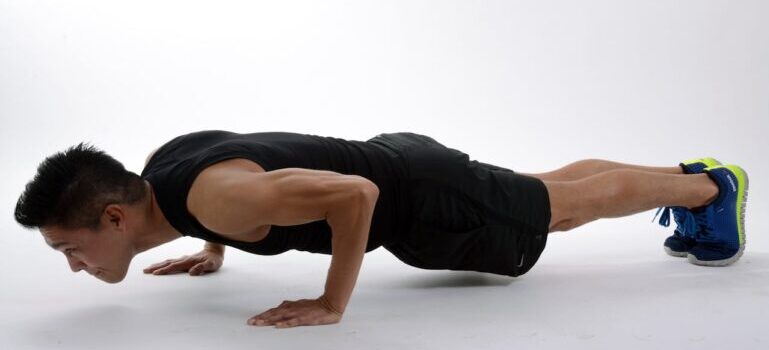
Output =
[
  {"x1": 687, "y1": 164, "x2": 749, "y2": 266},
  {"x1": 653, "y1": 157, "x2": 722, "y2": 257}
]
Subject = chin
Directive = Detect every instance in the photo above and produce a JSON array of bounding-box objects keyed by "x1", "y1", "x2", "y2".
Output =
[
  {"x1": 103, "y1": 277, "x2": 122, "y2": 284},
  {"x1": 97, "y1": 271, "x2": 126, "y2": 284},
  {"x1": 102, "y1": 276, "x2": 124, "y2": 284}
]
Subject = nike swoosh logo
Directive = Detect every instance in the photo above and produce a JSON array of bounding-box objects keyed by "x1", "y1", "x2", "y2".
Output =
[{"x1": 517, "y1": 253, "x2": 526, "y2": 267}]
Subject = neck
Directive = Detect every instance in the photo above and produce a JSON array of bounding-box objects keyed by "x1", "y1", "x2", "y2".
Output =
[{"x1": 133, "y1": 180, "x2": 182, "y2": 254}]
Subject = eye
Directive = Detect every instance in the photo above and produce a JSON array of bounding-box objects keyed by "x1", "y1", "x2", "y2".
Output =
[{"x1": 64, "y1": 248, "x2": 74, "y2": 256}]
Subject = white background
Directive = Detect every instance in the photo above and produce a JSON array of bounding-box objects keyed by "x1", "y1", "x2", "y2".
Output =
[{"x1": 1, "y1": 1, "x2": 767, "y2": 349}]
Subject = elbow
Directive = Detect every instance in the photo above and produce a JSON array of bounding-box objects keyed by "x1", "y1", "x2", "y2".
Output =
[
  {"x1": 356, "y1": 177, "x2": 379, "y2": 201},
  {"x1": 325, "y1": 179, "x2": 379, "y2": 229},
  {"x1": 348, "y1": 177, "x2": 379, "y2": 211}
]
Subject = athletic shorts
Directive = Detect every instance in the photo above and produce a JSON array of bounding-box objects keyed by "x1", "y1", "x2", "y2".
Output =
[{"x1": 377, "y1": 132, "x2": 552, "y2": 277}]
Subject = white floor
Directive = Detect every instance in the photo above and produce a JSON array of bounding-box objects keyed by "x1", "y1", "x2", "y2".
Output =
[
  {"x1": 2, "y1": 1, "x2": 767, "y2": 349},
  {"x1": 2, "y1": 215, "x2": 767, "y2": 350}
]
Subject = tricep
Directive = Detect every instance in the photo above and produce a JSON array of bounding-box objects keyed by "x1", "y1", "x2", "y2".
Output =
[{"x1": 188, "y1": 167, "x2": 379, "y2": 236}]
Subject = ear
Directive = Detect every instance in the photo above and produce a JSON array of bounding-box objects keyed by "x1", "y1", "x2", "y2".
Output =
[{"x1": 103, "y1": 204, "x2": 127, "y2": 231}]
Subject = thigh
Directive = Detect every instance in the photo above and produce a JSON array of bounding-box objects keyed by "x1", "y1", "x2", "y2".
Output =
[
  {"x1": 403, "y1": 137, "x2": 551, "y2": 231},
  {"x1": 384, "y1": 139, "x2": 551, "y2": 277},
  {"x1": 385, "y1": 219, "x2": 548, "y2": 277}
]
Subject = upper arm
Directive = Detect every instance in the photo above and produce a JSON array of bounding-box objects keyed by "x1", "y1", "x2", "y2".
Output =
[{"x1": 188, "y1": 167, "x2": 379, "y2": 236}]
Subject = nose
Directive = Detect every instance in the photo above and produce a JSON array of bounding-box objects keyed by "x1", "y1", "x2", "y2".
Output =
[{"x1": 67, "y1": 255, "x2": 87, "y2": 273}]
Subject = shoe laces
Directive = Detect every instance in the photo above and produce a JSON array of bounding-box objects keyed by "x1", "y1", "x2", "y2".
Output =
[
  {"x1": 652, "y1": 206, "x2": 700, "y2": 239},
  {"x1": 692, "y1": 206, "x2": 716, "y2": 239}
]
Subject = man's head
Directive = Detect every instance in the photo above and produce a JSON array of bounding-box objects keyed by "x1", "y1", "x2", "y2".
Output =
[{"x1": 14, "y1": 143, "x2": 149, "y2": 283}]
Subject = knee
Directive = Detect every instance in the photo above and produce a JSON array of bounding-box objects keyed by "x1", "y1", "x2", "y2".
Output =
[
  {"x1": 550, "y1": 159, "x2": 610, "y2": 181},
  {"x1": 598, "y1": 169, "x2": 639, "y2": 199},
  {"x1": 543, "y1": 181, "x2": 584, "y2": 233},
  {"x1": 570, "y1": 169, "x2": 635, "y2": 224},
  {"x1": 545, "y1": 175, "x2": 623, "y2": 233},
  {"x1": 563, "y1": 158, "x2": 602, "y2": 169},
  {"x1": 567, "y1": 159, "x2": 618, "y2": 173},
  {"x1": 549, "y1": 218, "x2": 577, "y2": 232}
]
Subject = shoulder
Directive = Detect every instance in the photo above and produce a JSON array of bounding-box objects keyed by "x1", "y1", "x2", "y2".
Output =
[
  {"x1": 187, "y1": 160, "x2": 378, "y2": 238},
  {"x1": 186, "y1": 158, "x2": 269, "y2": 235},
  {"x1": 143, "y1": 130, "x2": 231, "y2": 167},
  {"x1": 187, "y1": 158, "x2": 267, "y2": 211}
]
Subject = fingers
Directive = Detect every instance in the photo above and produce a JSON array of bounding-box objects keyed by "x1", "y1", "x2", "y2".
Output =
[
  {"x1": 255, "y1": 305, "x2": 283, "y2": 320},
  {"x1": 143, "y1": 253, "x2": 220, "y2": 276},
  {"x1": 275, "y1": 317, "x2": 319, "y2": 328},
  {"x1": 263, "y1": 311, "x2": 301, "y2": 325},
  {"x1": 152, "y1": 261, "x2": 188, "y2": 275},
  {"x1": 250, "y1": 311, "x2": 298, "y2": 327},
  {"x1": 189, "y1": 262, "x2": 213, "y2": 276},
  {"x1": 146, "y1": 259, "x2": 193, "y2": 275},
  {"x1": 249, "y1": 304, "x2": 288, "y2": 325},
  {"x1": 143, "y1": 259, "x2": 174, "y2": 274},
  {"x1": 247, "y1": 299, "x2": 341, "y2": 328},
  {"x1": 250, "y1": 311, "x2": 329, "y2": 328}
]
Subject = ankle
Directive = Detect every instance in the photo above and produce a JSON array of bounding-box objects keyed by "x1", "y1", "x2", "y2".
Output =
[{"x1": 689, "y1": 174, "x2": 719, "y2": 209}]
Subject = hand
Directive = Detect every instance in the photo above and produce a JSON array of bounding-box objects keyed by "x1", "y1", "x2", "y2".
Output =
[
  {"x1": 248, "y1": 295, "x2": 343, "y2": 328},
  {"x1": 143, "y1": 250, "x2": 223, "y2": 276}
]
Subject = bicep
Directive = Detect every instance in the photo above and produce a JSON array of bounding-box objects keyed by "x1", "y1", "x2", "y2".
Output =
[
  {"x1": 250, "y1": 168, "x2": 376, "y2": 225},
  {"x1": 195, "y1": 168, "x2": 378, "y2": 235}
]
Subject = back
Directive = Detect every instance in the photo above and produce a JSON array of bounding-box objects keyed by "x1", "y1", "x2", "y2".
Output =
[{"x1": 141, "y1": 130, "x2": 411, "y2": 255}]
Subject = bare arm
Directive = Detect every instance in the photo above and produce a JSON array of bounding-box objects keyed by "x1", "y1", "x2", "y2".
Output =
[
  {"x1": 188, "y1": 166, "x2": 379, "y2": 325},
  {"x1": 145, "y1": 146, "x2": 227, "y2": 256},
  {"x1": 144, "y1": 148, "x2": 224, "y2": 260},
  {"x1": 323, "y1": 186, "x2": 378, "y2": 314}
]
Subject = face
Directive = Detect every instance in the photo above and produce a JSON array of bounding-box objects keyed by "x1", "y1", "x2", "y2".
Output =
[{"x1": 40, "y1": 204, "x2": 137, "y2": 284}]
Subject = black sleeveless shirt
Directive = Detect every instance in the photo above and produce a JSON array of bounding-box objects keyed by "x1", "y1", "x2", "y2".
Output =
[{"x1": 140, "y1": 130, "x2": 411, "y2": 256}]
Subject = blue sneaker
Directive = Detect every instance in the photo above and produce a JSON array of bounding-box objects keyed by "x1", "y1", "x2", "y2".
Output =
[
  {"x1": 653, "y1": 157, "x2": 721, "y2": 257},
  {"x1": 687, "y1": 164, "x2": 749, "y2": 266}
]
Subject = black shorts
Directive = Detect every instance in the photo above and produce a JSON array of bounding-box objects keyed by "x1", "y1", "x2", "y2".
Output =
[{"x1": 378, "y1": 132, "x2": 552, "y2": 277}]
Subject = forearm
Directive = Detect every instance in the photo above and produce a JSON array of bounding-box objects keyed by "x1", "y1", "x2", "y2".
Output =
[
  {"x1": 204, "y1": 242, "x2": 225, "y2": 255},
  {"x1": 322, "y1": 191, "x2": 377, "y2": 314}
]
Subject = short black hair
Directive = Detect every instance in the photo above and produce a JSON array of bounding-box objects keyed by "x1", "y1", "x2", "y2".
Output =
[{"x1": 14, "y1": 142, "x2": 147, "y2": 231}]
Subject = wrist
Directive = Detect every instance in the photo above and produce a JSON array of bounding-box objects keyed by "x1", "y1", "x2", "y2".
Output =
[
  {"x1": 203, "y1": 244, "x2": 224, "y2": 255},
  {"x1": 318, "y1": 294, "x2": 344, "y2": 315}
]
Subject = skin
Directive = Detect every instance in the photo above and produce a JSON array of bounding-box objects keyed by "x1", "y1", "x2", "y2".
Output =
[
  {"x1": 40, "y1": 180, "x2": 182, "y2": 284},
  {"x1": 39, "y1": 151, "x2": 720, "y2": 328},
  {"x1": 184, "y1": 159, "x2": 379, "y2": 327},
  {"x1": 525, "y1": 160, "x2": 719, "y2": 231},
  {"x1": 40, "y1": 150, "x2": 379, "y2": 328}
]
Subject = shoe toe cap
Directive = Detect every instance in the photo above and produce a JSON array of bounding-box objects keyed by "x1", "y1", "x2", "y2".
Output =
[{"x1": 664, "y1": 233, "x2": 696, "y2": 252}]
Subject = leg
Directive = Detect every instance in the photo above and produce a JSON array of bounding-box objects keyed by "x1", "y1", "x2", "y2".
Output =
[
  {"x1": 520, "y1": 159, "x2": 684, "y2": 181},
  {"x1": 544, "y1": 170, "x2": 719, "y2": 233}
]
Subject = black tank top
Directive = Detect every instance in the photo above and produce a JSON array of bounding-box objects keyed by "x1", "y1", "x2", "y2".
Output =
[{"x1": 140, "y1": 130, "x2": 411, "y2": 256}]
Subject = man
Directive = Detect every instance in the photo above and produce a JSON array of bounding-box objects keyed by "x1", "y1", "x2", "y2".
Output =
[{"x1": 14, "y1": 130, "x2": 748, "y2": 328}]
